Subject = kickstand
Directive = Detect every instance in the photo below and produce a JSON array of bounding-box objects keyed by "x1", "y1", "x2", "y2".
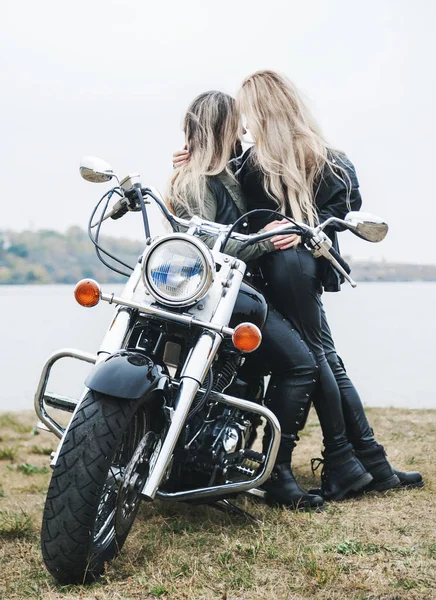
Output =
[{"x1": 210, "y1": 498, "x2": 263, "y2": 525}]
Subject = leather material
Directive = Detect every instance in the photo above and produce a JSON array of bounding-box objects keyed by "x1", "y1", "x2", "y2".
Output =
[
  {"x1": 316, "y1": 303, "x2": 378, "y2": 451},
  {"x1": 393, "y1": 469, "x2": 424, "y2": 488},
  {"x1": 259, "y1": 247, "x2": 350, "y2": 454},
  {"x1": 355, "y1": 444, "x2": 400, "y2": 490},
  {"x1": 207, "y1": 177, "x2": 243, "y2": 229},
  {"x1": 252, "y1": 306, "x2": 318, "y2": 441},
  {"x1": 312, "y1": 446, "x2": 373, "y2": 501},
  {"x1": 262, "y1": 462, "x2": 324, "y2": 510},
  {"x1": 236, "y1": 148, "x2": 363, "y2": 291}
]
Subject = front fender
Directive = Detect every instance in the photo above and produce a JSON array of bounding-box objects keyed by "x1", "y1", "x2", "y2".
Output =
[{"x1": 85, "y1": 351, "x2": 168, "y2": 400}]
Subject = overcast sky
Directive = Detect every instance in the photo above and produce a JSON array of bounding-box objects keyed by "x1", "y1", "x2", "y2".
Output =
[{"x1": 1, "y1": 0, "x2": 435, "y2": 263}]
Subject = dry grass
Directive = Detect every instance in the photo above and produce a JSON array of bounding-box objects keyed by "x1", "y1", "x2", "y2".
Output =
[{"x1": 0, "y1": 408, "x2": 434, "y2": 600}]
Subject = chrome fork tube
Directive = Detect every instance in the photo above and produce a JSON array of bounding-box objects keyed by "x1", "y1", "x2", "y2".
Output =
[{"x1": 141, "y1": 330, "x2": 222, "y2": 501}]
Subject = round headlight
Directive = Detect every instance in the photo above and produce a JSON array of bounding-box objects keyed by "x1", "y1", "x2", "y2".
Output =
[{"x1": 142, "y1": 234, "x2": 214, "y2": 307}]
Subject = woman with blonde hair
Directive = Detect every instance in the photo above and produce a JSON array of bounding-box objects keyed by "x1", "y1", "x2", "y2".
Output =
[
  {"x1": 170, "y1": 84, "x2": 423, "y2": 504},
  {"x1": 169, "y1": 90, "x2": 326, "y2": 510},
  {"x1": 236, "y1": 69, "x2": 422, "y2": 499}
]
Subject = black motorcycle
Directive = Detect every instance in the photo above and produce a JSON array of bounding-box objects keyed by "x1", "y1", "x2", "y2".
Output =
[{"x1": 34, "y1": 156, "x2": 388, "y2": 583}]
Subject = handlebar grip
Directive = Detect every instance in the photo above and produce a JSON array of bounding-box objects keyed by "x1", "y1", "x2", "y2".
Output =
[
  {"x1": 110, "y1": 198, "x2": 130, "y2": 220},
  {"x1": 329, "y1": 247, "x2": 351, "y2": 274}
]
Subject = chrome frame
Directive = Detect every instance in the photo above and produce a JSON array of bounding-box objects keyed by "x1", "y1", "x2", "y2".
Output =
[
  {"x1": 154, "y1": 390, "x2": 280, "y2": 502},
  {"x1": 142, "y1": 233, "x2": 216, "y2": 307},
  {"x1": 34, "y1": 348, "x2": 97, "y2": 439}
]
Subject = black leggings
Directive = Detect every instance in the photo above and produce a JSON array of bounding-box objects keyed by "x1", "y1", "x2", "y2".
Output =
[
  {"x1": 315, "y1": 302, "x2": 377, "y2": 451},
  {"x1": 250, "y1": 305, "x2": 318, "y2": 462},
  {"x1": 261, "y1": 246, "x2": 350, "y2": 453}
]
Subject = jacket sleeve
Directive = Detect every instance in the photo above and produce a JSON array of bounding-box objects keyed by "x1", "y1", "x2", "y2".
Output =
[
  {"x1": 172, "y1": 189, "x2": 275, "y2": 263},
  {"x1": 316, "y1": 155, "x2": 362, "y2": 232}
]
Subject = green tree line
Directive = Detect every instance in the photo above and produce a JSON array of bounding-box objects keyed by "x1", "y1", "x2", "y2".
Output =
[
  {"x1": 0, "y1": 227, "x2": 143, "y2": 284},
  {"x1": 1, "y1": 228, "x2": 435, "y2": 284}
]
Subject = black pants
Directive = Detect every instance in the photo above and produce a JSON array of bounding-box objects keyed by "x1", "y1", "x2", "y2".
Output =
[
  {"x1": 252, "y1": 305, "x2": 318, "y2": 462},
  {"x1": 314, "y1": 302, "x2": 377, "y2": 451},
  {"x1": 260, "y1": 246, "x2": 350, "y2": 453}
]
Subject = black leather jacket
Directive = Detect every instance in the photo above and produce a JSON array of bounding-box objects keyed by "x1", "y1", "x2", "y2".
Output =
[{"x1": 235, "y1": 149, "x2": 362, "y2": 292}]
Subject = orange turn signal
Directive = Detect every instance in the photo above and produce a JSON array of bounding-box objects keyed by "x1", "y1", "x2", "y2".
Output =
[
  {"x1": 74, "y1": 279, "x2": 101, "y2": 308},
  {"x1": 232, "y1": 322, "x2": 262, "y2": 353}
]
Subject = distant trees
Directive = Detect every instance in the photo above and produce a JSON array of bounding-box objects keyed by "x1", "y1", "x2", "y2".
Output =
[
  {"x1": 0, "y1": 228, "x2": 143, "y2": 284},
  {"x1": 0, "y1": 228, "x2": 435, "y2": 285}
]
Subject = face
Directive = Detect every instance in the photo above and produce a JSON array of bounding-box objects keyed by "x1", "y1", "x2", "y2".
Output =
[{"x1": 240, "y1": 114, "x2": 254, "y2": 146}]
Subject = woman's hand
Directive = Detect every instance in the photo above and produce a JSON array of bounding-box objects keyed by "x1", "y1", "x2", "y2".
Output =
[
  {"x1": 263, "y1": 219, "x2": 302, "y2": 250},
  {"x1": 173, "y1": 147, "x2": 190, "y2": 168}
]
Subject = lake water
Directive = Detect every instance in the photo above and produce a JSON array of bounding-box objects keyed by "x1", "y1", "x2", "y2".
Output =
[{"x1": 0, "y1": 282, "x2": 435, "y2": 412}]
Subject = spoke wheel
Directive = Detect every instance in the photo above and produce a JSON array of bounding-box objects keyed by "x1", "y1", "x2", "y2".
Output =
[{"x1": 115, "y1": 432, "x2": 161, "y2": 537}]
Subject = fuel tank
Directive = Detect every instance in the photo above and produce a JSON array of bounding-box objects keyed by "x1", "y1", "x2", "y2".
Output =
[{"x1": 229, "y1": 281, "x2": 268, "y2": 330}]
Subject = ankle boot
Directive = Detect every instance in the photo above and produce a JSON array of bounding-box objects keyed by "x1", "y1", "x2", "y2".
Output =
[
  {"x1": 354, "y1": 445, "x2": 400, "y2": 491},
  {"x1": 263, "y1": 462, "x2": 325, "y2": 510},
  {"x1": 393, "y1": 468, "x2": 424, "y2": 489},
  {"x1": 262, "y1": 433, "x2": 324, "y2": 510},
  {"x1": 354, "y1": 445, "x2": 424, "y2": 492},
  {"x1": 310, "y1": 445, "x2": 373, "y2": 501}
]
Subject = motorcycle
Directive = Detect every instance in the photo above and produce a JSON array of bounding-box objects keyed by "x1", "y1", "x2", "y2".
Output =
[{"x1": 34, "y1": 156, "x2": 388, "y2": 584}]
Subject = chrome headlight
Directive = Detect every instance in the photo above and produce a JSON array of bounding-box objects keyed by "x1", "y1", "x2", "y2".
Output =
[{"x1": 142, "y1": 234, "x2": 214, "y2": 307}]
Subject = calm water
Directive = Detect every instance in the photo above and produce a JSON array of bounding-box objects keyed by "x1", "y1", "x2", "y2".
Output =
[{"x1": 0, "y1": 283, "x2": 435, "y2": 412}]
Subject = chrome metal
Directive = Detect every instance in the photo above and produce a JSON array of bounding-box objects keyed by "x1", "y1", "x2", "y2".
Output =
[
  {"x1": 120, "y1": 173, "x2": 142, "y2": 191},
  {"x1": 222, "y1": 426, "x2": 239, "y2": 453},
  {"x1": 245, "y1": 488, "x2": 267, "y2": 500},
  {"x1": 307, "y1": 231, "x2": 357, "y2": 288},
  {"x1": 44, "y1": 393, "x2": 78, "y2": 413},
  {"x1": 79, "y1": 156, "x2": 119, "y2": 184},
  {"x1": 141, "y1": 331, "x2": 221, "y2": 500},
  {"x1": 100, "y1": 292, "x2": 234, "y2": 337},
  {"x1": 179, "y1": 330, "x2": 221, "y2": 383},
  {"x1": 97, "y1": 308, "x2": 133, "y2": 357},
  {"x1": 153, "y1": 390, "x2": 280, "y2": 502},
  {"x1": 34, "y1": 348, "x2": 97, "y2": 439},
  {"x1": 141, "y1": 233, "x2": 216, "y2": 307},
  {"x1": 344, "y1": 211, "x2": 389, "y2": 242},
  {"x1": 187, "y1": 252, "x2": 242, "y2": 326},
  {"x1": 315, "y1": 212, "x2": 388, "y2": 243},
  {"x1": 209, "y1": 257, "x2": 245, "y2": 327}
]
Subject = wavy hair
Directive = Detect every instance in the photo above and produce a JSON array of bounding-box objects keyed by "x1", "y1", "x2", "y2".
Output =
[
  {"x1": 236, "y1": 70, "x2": 350, "y2": 226},
  {"x1": 168, "y1": 91, "x2": 239, "y2": 214}
]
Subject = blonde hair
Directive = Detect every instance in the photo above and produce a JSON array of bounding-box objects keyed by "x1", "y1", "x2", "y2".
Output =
[
  {"x1": 237, "y1": 70, "x2": 350, "y2": 226},
  {"x1": 168, "y1": 91, "x2": 239, "y2": 214}
]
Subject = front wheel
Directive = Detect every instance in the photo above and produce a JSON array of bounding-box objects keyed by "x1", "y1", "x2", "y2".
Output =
[{"x1": 41, "y1": 390, "x2": 156, "y2": 584}]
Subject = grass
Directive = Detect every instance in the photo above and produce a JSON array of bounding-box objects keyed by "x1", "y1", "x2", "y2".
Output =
[
  {"x1": 0, "y1": 446, "x2": 18, "y2": 461},
  {"x1": 0, "y1": 408, "x2": 434, "y2": 600},
  {"x1": 30, "y1": 445, "x2": 54, "y2": 456}
]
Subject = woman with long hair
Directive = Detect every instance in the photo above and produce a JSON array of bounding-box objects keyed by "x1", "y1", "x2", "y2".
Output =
[
  {"x1": 168, "y1": 90, "x2": 328, "y2": 510},
  {"x1": 235, "y1": 69, "x2": 423, "y2": 498}
]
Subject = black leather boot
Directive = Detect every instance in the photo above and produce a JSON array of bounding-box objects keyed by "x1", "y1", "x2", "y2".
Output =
[
  {"x1": 310, "y1": 444, "x2": 373, "y2": 501},
  {"x1": 354, "y1": 445, "x2": 400, "y2": 491},
  {"x1": 263, "y1": 461, "x2": 325, "y2": 510},
  {"x1": 262, "y1": 433, "x2": 324, "y2": 510},
  {"x1": 393, "y1": 469, "x2": 424, "y2": 489},
  {"x1": 353, "y1": 443, "x2": 423, "y2": 492}
]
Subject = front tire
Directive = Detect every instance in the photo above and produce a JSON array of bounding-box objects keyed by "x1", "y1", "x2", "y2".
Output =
[{"x1": 41, "y1": 390, "x2": 152, "y2": 584}]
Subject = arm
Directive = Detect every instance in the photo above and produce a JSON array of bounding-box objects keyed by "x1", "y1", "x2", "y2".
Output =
[
  {"x1": 316, "y1": 156, "x2": 362, "y2": 232},
  {"x1": 172, "y1": 189, "x2": 275, "y2": 263}
]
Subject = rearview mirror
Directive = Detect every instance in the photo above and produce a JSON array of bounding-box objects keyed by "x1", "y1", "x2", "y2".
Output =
[
  {"x1": 344, "y1": 212, "x2": 388, "y2": 243},
  {"x1": 79, "y1": 156, "x2": 118, "y2": 183}
]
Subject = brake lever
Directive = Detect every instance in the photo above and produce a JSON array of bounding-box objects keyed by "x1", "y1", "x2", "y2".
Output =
[{"x1": 304, "y1": 230, "x2": 357, "y2": 288}]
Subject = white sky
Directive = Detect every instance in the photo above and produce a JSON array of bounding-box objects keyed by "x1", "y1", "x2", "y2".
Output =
[{"x1": 1, "y1": 0, "x2": 435, "y2": 263}]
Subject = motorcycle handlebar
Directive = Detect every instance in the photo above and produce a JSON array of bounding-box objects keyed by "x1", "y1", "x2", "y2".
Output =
[
  {"x1": 329, "y1": 246, "x2": 351, "y2": 275},
  {"x1": 108, "y1": 184, "x2": 355, "y2": 284}
]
